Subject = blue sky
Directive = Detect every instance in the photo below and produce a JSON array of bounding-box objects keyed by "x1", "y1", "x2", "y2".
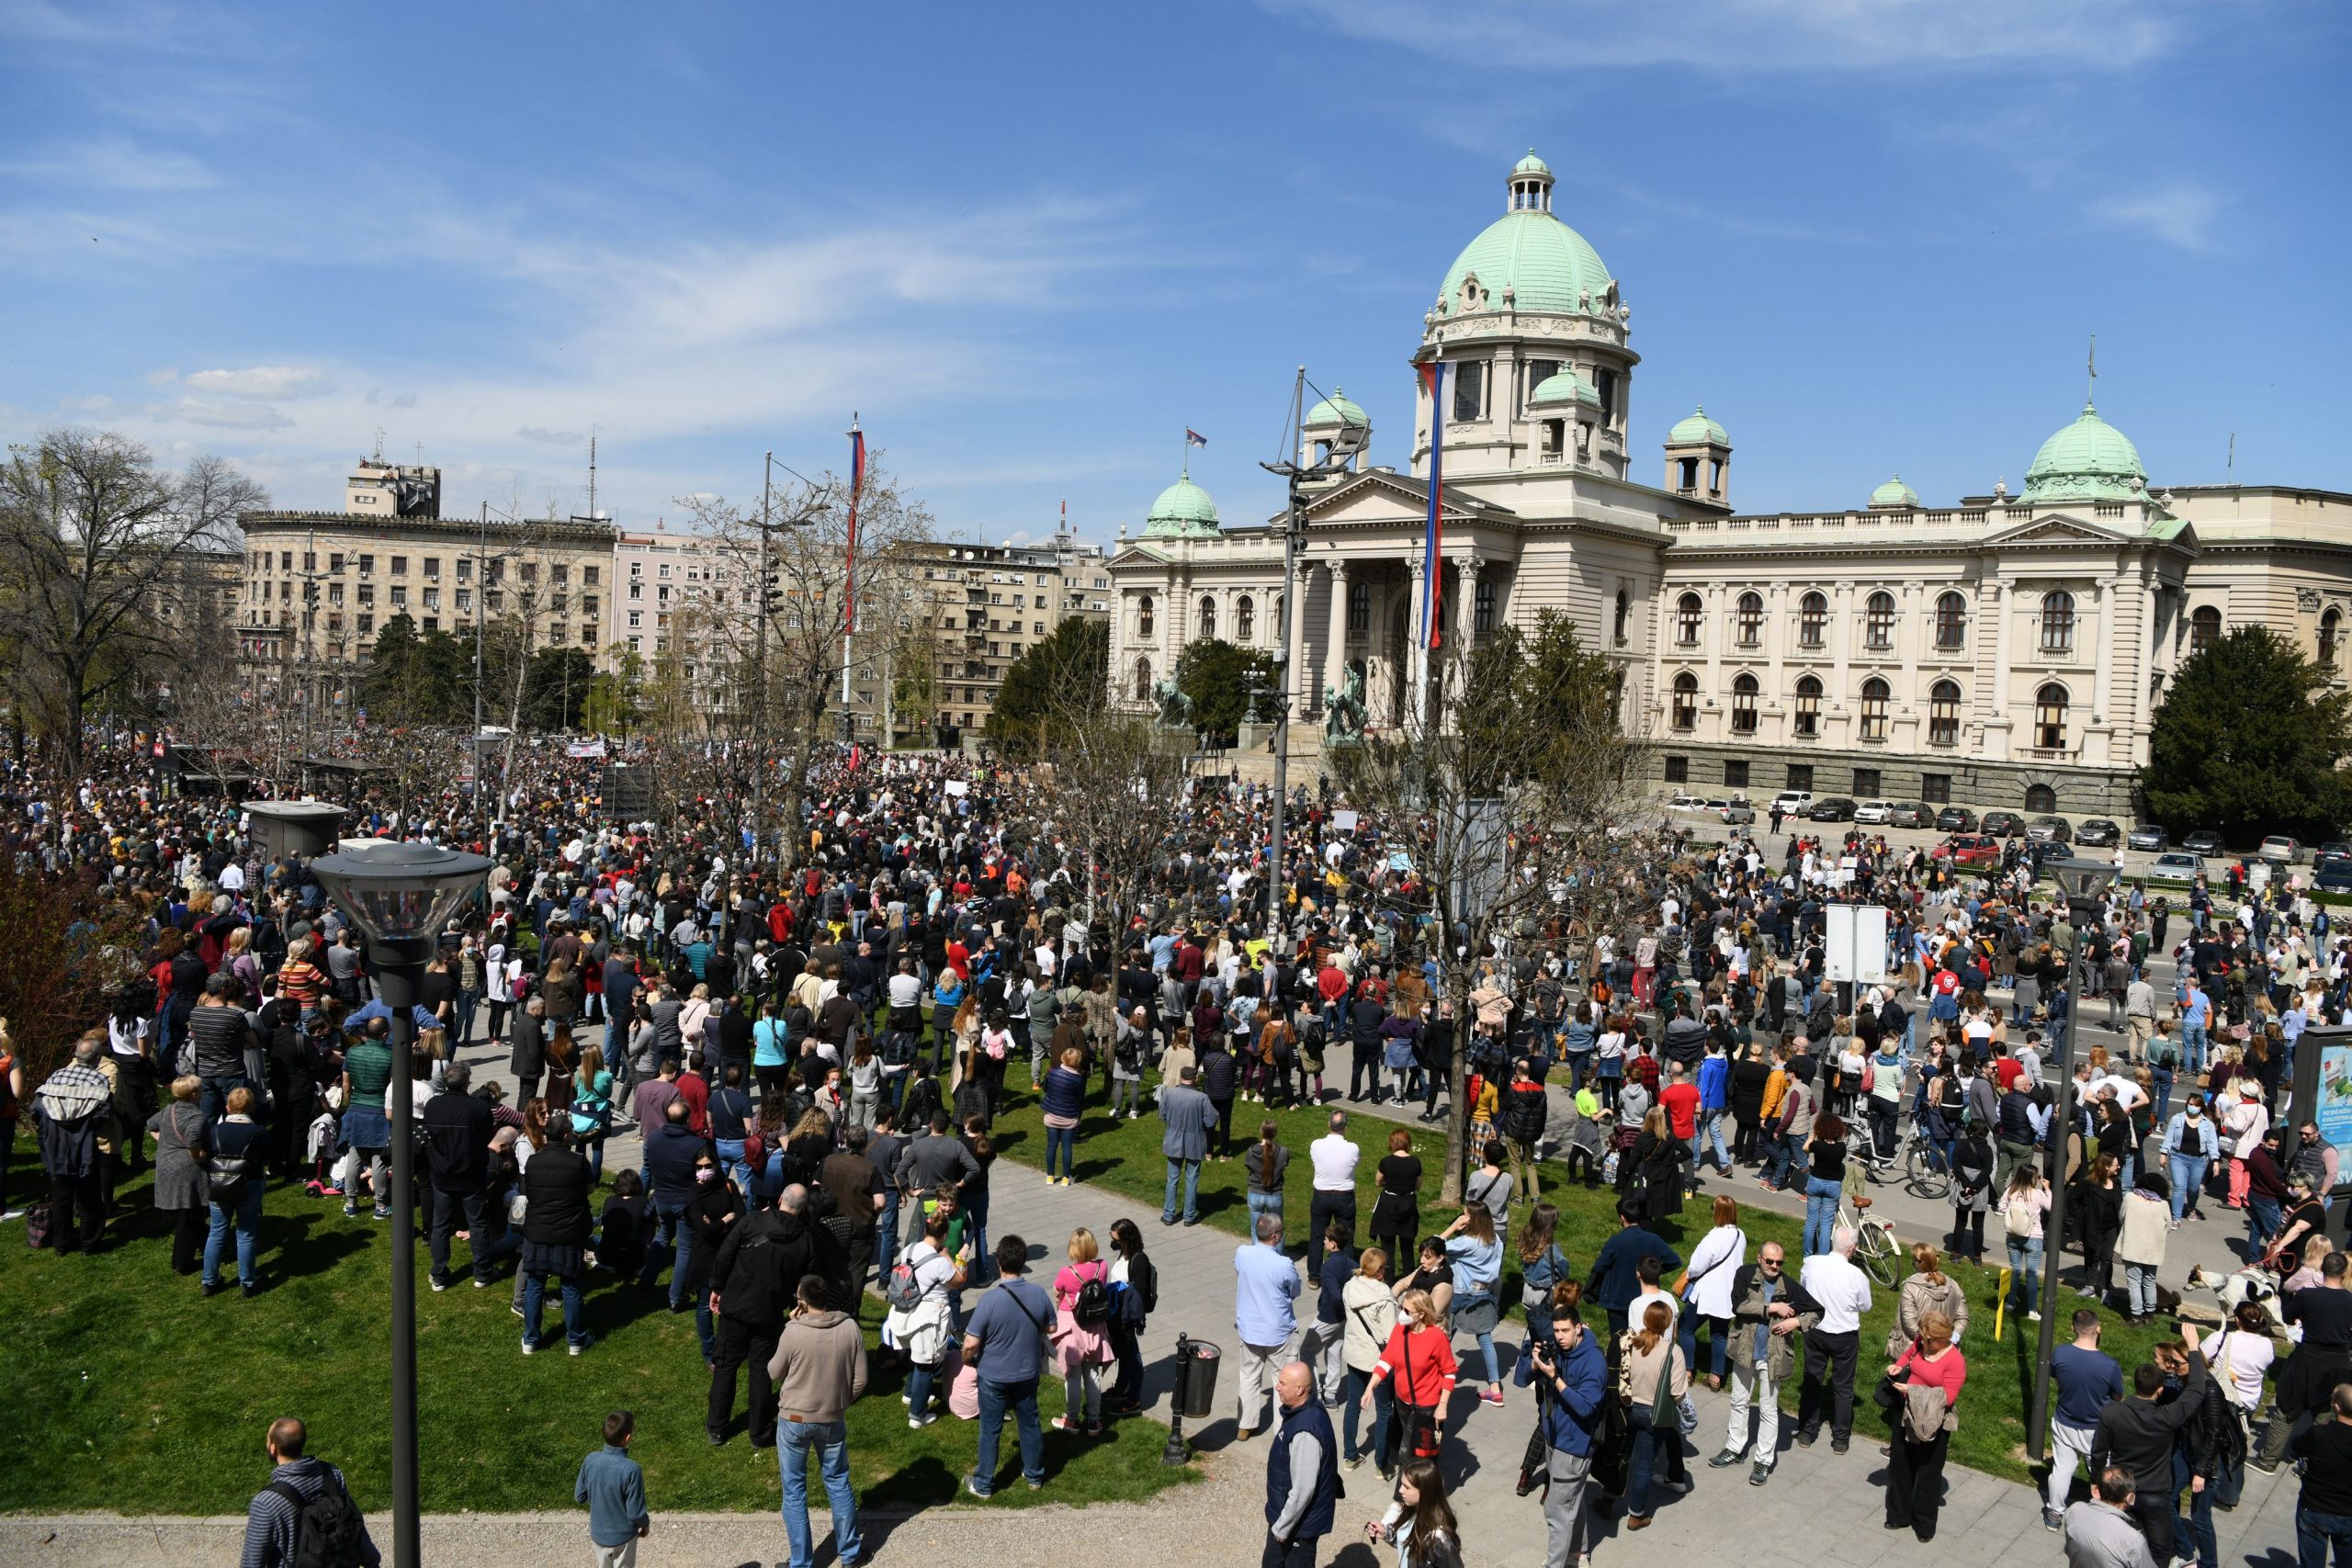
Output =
[{"x1": 3, "y1": 0, "x2": 2346, "y2": 545}]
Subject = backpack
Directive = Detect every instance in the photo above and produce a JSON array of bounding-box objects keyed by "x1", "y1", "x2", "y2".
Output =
[
  {"x1": 268, "y1": 1472, "x2": 369, "y2": 1568},
  {"x1": 2149, "y1": 1038, "x2": 2178, "y2": 1070},
  {"x1": 1071, "y1": 1261, "x2": 1111, "y2": 1325},
  {"x1": 885, "y1": 1255, "x2": 928, "y2": 1314}
]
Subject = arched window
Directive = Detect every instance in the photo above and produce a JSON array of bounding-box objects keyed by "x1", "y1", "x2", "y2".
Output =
[
  {"x1": 1235, "y1": 595, "x2": 1255, "y2": 642},
  {"x1": 2189, "y1": 604, "x2": 2222, "y2": 656},
  {"x1": 2324, "y1": 609, "x2": 2342, "y2": 672},
  {"x1": 1613, "y1": 588, "x2": 1630, "y2": 645},
  {"x1": 1197, "y1": 595, "x2": 1216, "y2": 641},
  {"x1": 1671, "y1": 671, "x2": 1698, "y2": 731},
  {"x1": 1347, "y1": 580, "x2": 1370, "y2": 635},
  {"x1": 2040, "y1": 591, "x2": 2076, "y2": 655},
  {"x1": 1474, "y1": 575, "x2": 1497, "y2": 637},
  {"x1": 1934, "y1": 591, "x2": 1967, "y2": 651},
  {"x1": 2024, "y1": 784, "x2": 2058, "y2": 814},
  {"x1": 1136, "y1": 594, "x2": 1154, "y2": 638},
  {"x1": 1133, "y1": 657, "x2": 1152, "y2": 701},
  {"x1": 1792, "y1": 675, "x2": 1822, "y2": 738},
  {"x1": 1928, "y1": 679, "x2": 1962, "y2": 747},
  {"x1": 1798, "y1": 592, "x2": 1827, "y2": 649},
  {"x1": 1736, "y1": 592, "x2": 1764, "y2": 648},
  {"x1": 1676, "y1": 592, "x2": 1702, "y2": 648},
  {"x1": 1859, "y1": 677, "x2": 1890, "y2": 741},
  {"x1": 1863, "y1": 590, "x2": 1896, "y2": 652},
  {"x1": 1731, "y1": 672, "x2": 1759, "y2": 734},
  {"x1": 2035, "y1": 682, "x2": 2069, "y2": 750}
]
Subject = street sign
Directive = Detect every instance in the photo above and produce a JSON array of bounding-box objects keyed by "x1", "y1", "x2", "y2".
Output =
[{"x1": 1823, "y1": 903, "x2": 1890, "y2": 985}]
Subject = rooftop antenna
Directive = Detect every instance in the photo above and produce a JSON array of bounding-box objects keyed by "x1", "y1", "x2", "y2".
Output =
[
  {"x1": 586, "y1": 431, "x2": 598, "y2": 521},
  {"x1": 371, "y1": 426, "x2": 386, "y2": 461},
  {"x1": 2228, "y1": 432, "x2": 2235, "y2": 476}
]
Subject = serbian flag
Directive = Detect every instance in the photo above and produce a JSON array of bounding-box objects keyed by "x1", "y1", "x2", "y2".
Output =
[
  {"x1": 1186, "y1": 429, "x2": 1207, "y2": 448},
  {"x1": 1416, "y1": 360, "x2": 1445, "y2": 648},
  {"x1": 845, "y1": 423, "x2": 865, "y2": 634}
]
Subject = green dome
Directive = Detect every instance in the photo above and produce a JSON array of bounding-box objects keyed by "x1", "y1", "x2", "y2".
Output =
[
  {"x1": 1439, "y1": 210, "x2": 1612, "y2": 318},
  {"x1": 1304, "y1": 388, "x2": 1367, "y2": 429},
  {"x1": 1512, "y1": 149, "x2": 1552, "y2": 177},
  {"x1": 1143, "y1": 472, "x2": 1219, "y2": 537},
  {"x1": 1529, "y1": 368, "x2": 1600, "y2": 408},
  {"x1": 1870, "y1": 473, "x2": 1920, "y2": 509},
  {"x1": 2023, "y1": 400, "x2": 2147, "y2": 502},
  {"x1": 1668, "y1": 406, "x2": 1729, "y2": 447}
]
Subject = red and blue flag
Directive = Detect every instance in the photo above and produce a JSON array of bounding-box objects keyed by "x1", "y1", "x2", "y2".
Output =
[{"x1": 1416, "y1": 361, "x2": 1445, "y2": 648}]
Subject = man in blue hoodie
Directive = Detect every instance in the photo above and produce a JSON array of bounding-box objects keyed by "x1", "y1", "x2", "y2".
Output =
[{"x1": 1517, "y1": 1292, "x2": 1607, "y2": 1568}]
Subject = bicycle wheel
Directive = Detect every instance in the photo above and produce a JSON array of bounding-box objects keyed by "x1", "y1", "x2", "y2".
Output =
[
  {"x1": 1905, "y1": 1140, "x2": 1951, "y2": 1201},
  {"x1": 1860, "y1": 1223, "x2": 1898, "y2": 1287}
]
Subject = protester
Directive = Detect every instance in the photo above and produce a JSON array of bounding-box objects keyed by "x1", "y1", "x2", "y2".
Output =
[{"x1": 242, "y1": 1416, "x2": 377, "y2": 1568}]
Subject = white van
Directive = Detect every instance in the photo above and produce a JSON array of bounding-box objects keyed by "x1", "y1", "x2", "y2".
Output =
[{"x1": 1770, "y1": 790, "x2": 1814, "y2": 816}]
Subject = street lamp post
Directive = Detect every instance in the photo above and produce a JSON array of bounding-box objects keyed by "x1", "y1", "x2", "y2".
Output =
[
  {"x1": 2026, "y1": 859, "x2": 2119, "y2": 1463},
  {"x1": 1258, "y1": 367, "x2": 1367, "y2": 953},
  {"x1": 307, "y1": 840, "x2": 493, "y2": 1568}
]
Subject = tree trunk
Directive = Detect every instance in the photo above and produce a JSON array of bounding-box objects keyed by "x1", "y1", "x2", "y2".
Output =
[{"x1": 1440, "y1": 966, "x2": 1474, "y2": 1205}]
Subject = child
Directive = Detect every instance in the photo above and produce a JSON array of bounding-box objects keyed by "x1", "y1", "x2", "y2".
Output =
[
  {"x1": 1563, "y1": 1100, "x2": 1605, "y2": 1189},
  {"x1": 574, "y1": 1409, "x2": 650, "y2": 1567},
  {"x1": 596, "y1": 1169, "x2": 650, "y2": 1280}
]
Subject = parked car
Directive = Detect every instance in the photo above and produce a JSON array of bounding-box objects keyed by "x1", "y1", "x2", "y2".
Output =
[
  {"x1": 1888, "y1": 802, "x2": 1931, "y2": 829},
  {"x1": 2320, "y1": 859, "x2": 2352, "y2": 893},
  {"x1": 1666, "y1": 791, "x2": 1709, "y2": 813},
  {"x1": 1935, "y1": 834, "x2": 2002, "y2": 868},
  {"x1": 2259, "y1": 835, "x2": 2303, "y2": 865},
  {"x1": 2318, "y1": 841, "x2": 2352, "y2": 864},
  {"x1": 2035, "y1": 842, "x2": 2078, "y2": 863},
  {"x1": 2075, "y1": 818, "x2": 2120, "y2": 848},
  {"x1": 2182, "y1": 830, "x2": 2225, "y2": 855},
  {"x1": 1770, "y1": 791, "x2": 1815, "y2": 818},
  {"x1": 1809, "y1": 796, "x2": 1858, "y2": 821},
  {"x1": 2025, "y1": 816, "x2": 2073, "y2": 844},
  {"x1": 1714, "y1": 800, "x2": 1757, "y2": 826},
  {"x1": 2126, "y1": 825, "x2": 2170, "y2": 852},
  {"x1": 2147, "y1": 852, "x2": 2206, "y2": 886},
  {"x1": 1981, "y1": 811, "x2": 2026, "y2": 837},
  {"x1": 1934, "y1": 806, "x2": 1979, "y2": 833},
  {"x1": 1853, "y1": 799, "x2": 1893, "y2": 826}
]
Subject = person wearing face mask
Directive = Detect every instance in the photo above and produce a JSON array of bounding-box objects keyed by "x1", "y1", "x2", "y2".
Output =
[
  {"x1": 2165, "y1": 1092, "x2": 2219, "y2": 1228},
  {"x1": 684, "y1": 1151, "x2": 743, "y2": 1369}
]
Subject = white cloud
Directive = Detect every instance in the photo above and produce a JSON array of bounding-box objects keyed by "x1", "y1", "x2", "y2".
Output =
[
  {"x1": 517, "y1": 426, "x2": 585, "y2": 447},
  {"x1": 181, "y1": 366, "x2": 330, "y2": 399},
  {"x1": 157, "y1": 398, "x2": 292, "y2": 431},
  {"x1": 2090, "y1": 184, "x2": 2223, "y2": 253},
  {"x1": 1262, "y1": 0, "x2": 2188, "y2": 74},
  {"x1": 2, "y1": 138, "x2": 218, "y2": 191}
]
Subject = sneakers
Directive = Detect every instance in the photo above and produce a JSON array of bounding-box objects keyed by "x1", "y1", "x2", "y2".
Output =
[
  {"x1": 1708, "y1": 1448, "x2": 1746, "y2": 1469},
  {"x1": 1831, "y1": 1436, "x2": 1850, "y2": 1455},
  {"x1": 511, "y1": 1303, "x2": 526, "y2": 1319},
  {"x1": 964, "y1": 1477, "x2": 993, "y2": 1501},
  {"x1": 1793, "y1": 1429, "x2": 1816, "y2": 1449},
  {"x1": 472, "y1": 1277, "x2": 491, "y2": 1289},
  {"x1": 1480, "y1": 1388, "x2": 1505, "y2": 1407},
  {"x1": 909, "y1": 1413, "x2": 938, "y2": 1428},
  {"x1": 521, "y1": 1337, "x2": 539, "y2": 1355},
  {"x1": 430, "y1": 1277, "x2": 450, "y2": 1293},
  {"x1": 570, "y1": 1334, "x2": 596, "y2": 1357},
  {"x1": 343, "y1": 1203, "x2": 360, "y2": 1218},
  {"x1": 2026, "y1": 1310, "x2": 2042, "y2": 1323},
  {"x1": 1749, "y1": 1463, "x2": 1772, "y2": 1487},
  {"x1": 2042, "y1": 1507, "x2": 2064, "y2": 1532}
]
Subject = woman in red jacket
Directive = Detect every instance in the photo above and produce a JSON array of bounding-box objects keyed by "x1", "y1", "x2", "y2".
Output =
[{"x1": 1363, "y1": 1288, "x2": 1457, "y2": 1465}]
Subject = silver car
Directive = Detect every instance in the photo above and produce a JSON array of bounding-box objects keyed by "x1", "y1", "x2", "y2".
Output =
[{"x1": 2147, "y1": 852, "x2": 2205, "y2": 886}]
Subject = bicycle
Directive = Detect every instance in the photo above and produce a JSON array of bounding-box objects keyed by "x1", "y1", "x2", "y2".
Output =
[
  {"x1": 1899, "y1": 1128, "x2": 1952, "y2": 1201},
  {"x1": 1838, "y1": 1194, "x2": 1901, "y2": 1287}
]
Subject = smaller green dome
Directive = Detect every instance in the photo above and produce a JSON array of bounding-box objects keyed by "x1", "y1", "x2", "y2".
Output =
[
  {"x1": 1529, "y1": 368, "x2": 1600, "y2": 408},
  {"x1": 1668, "y1": 406, "x2": 1729, "y2": 448},
  {"x1": 1143, "y1": 472, "x2": 1219, "y2": 537},
  {"x1": 1870, "y1": 473, "x2": 1920, "y2": 509},
  {"x1": 1512, "y1": 149, "x2": 1552, "y2": 177},
  {"x1": 1304, "y1": 388, "x2": 1367, "y2": 429}
]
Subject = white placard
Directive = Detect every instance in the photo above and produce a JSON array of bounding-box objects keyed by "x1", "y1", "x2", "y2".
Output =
[
  {"x1": 1824, "y1": 903, "x2": 1891, "y2": 985},
  {"x1": 944, "y1": 780, "x2": 968, "y2": 797},
  {"x1": 1332, "y1": 809, "x2": 1360, "y2": 832}
]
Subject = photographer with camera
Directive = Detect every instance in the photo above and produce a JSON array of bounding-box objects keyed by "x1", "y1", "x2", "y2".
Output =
[{"x1": 1513, "y1": 1280, "x2": 1606, "y2": 1568}]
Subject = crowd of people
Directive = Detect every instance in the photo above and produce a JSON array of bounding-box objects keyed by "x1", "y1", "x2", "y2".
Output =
[{"x1": 6, "y1": 729, "x2": 2352, "y2": 1568}]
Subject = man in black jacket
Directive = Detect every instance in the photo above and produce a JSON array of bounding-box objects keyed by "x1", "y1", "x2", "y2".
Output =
[
  {"x1": 519, "y1": 1121, "x2": 596, "y2": 1354},
  {"x1": 707, "y1": 1183, "x2": 821, "y2": 1447},
  {"x1": 424, "y1": 1063, "x2": 503, "y2": 1290},
  {"x1": 2089, "y1": 1324, "x2": 2207, "y2": 1563},
  {"x1": 642, "y1": 1100, "x2": 708, "y2": 1309}
]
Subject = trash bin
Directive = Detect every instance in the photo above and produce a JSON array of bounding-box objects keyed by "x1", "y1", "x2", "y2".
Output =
[{"x1": 1176, "y1": 1338, "x2": 1220, "y2": 1419}]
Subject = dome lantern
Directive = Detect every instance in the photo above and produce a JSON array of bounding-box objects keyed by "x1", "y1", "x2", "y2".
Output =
[
  {"x1": 1300, "y1": 388, "x2": 1370, "y2": 472},
  {"x1": 1663, "y1": 406, "x2": 1731, "y2": 504},
  {"x1": 1508, "y1": 149, "x2": 1554, "y2": 213}
]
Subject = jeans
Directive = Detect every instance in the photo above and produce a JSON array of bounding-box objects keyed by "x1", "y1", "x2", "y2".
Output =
[
  {"x1": 1045, "y1": 1123, "x2": 1077, "y2": 1181},
  {"x1": 1679, "y1": 1311, "x2": 1730, "y2": 1379},
  {"x1": 1340, "y1": 1365, "x2": 1393, "y2": 1465},
  {"x1": 2182, "y1": 1022, "x2": 2211, "y2": 1075},
  {"x1": 778, "y1": 1416, "x2": 860, "y2": 1568},
  {"x1": 522, "y1": 1267, "x2": 589, "y2": 1348},
  {"x1": 1163, "y1": 1156, "x2": 1202, "y2": 1223},
  {"x1": 201, "y1": 1182, "x2": 263, "y2": 1286},
  {"x1": 905, "y1": 1355, "x2": 941, "y2": 1417},
  {"x1": 2007, "y1": 1236, "x2": 2044, "y2": 1314},
  {"x1": 1246, "y1": 1190, "x2": 1284, "y2": 1230},
  {"x1": 642, "y1": 1198, "x2": 692, "y2": 1307},
  {"x1": 970, "y1": 1376, "x2": 1045, "y2": 1494},
  {"x1": 1624, "y1": 1404, "x2": 1685, "y2": 1517},
  {"x1": 429, "y1": 1187, "x2": 498, "y2": 1284},
  {"x1": 2250, "y1": 1194, "x2": 2283, "y2": 1260},
  {"x1": 715, "y1": 1137, "x2": 750, "y2": 1193},
  {"x1": 2170, "y1": 1154, "x2": 2211, "y2": 1221},
  {"x1": 2125, "y1": 1262, "x2": 2161, "y2": 1318},
  {"x1": 198, "y1": 1074, "x2": 250, "y2": 1127},
  {"x1": 875, "y1": 1197, "x2": 899, "y2": 1280},
  {"x1": 1764, "y1": 1131, "x2": 1804, "y2": 1189},
  {"x1": 1803, "y1": 1175, "x2": 1842, "y2": 1257},
  {"x1": 2176, "y1": 1446, "x2": 2218, "y2": 1568}
]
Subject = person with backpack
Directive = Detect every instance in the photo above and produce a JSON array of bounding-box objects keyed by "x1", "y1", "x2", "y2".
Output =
[
  {"x1": 242, "y1": 1416, "x2": 378, "y2": 1568},
  {"x1": 882, "y1": 1204, "x2": 967, "y2": 1427},
  {"x1": 1049, "y1": 1226, "x2": 1117, "y2": 1435},
  {"x1": 2001, "y1": 1165, "x2": 2053, "y2": 1323},
  {"x1": 200, "y1": 1084, "x2": 268, "y2": 1297}
]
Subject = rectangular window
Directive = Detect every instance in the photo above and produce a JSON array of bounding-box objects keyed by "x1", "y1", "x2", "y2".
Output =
[
  {"x1": 328, "y1": 552, "x2": 344, "y2": 573},
  {"x1": 1920, "y1": 773, "x2": 1951, "y2": 805},
  {"x1": 552, "y1": 564, "x2": 569, "y2": 585},
  {"x1": 583, "y1": 566, "x2": 600, "y2": 586},
  {"x1": 390, "y1": 556, "x2": 407, "y2": 576},
  {"x1": 1597, "y1": 368, "x2": 1618, "y2": 421},
  {"x1": 456, "y1": 558, "x2": 472, "y2": 581},
  {"x1": 281, "y1": 552, "x2": 294, "y2": 570},
  {"x1": 629, "y1": 583, "x2": 642, "y2": 600},
  {"x1": 390, "y1": 586, "x2": 407, "y2": 608},
  {"x1": 552, "y1": 593, "x2": 568, "y2": 614},
  {"x1": 423, "y1": 616, "x2": 438, "y2": 632},
  {"x1": 357, "y1": 555, "x2": 374, "y2": 575},
  {"x1": 1854, "y1": 768, "x2": 1882, "y2": 797},
  {"x1": 1663, "y1": 755, "x2": 1690, "y2": 784},
  {"x1": 1724, "y1": 760, "x2": 1749, "y2": 789},
  {"x1": 356, "y1": 613, "x2": 372, "y2": 635},
  {"x1": 1785, "y1": 763, "x2": 1815, "y2": 794},
  {"x1": 423, "y1": 558, "x2": 440, "y2": 580},
  {"x1": 1452, "y1": 360, "x2": 1486, "y2": 423},
  {"x1": 356, "y1": 584, "x2": 375, "y2": 607},
  {"x1": 303, "y1": 551, "x2": 318, "y2": 571},
  {"x1": 581, "y1": 625, "x2": 595, "y2": 646},
  {"x1": 583, "y1": 595, "x2": 599, "y2": 615},
  {"x1": 628, "y1": 611, "x2": 642, "y2": 628},
  {"x1": 423, "y1": 589, "x2": 439, "y2": 610},
  {"x1": 658, "y1": 563, "x2": 670, "y2": 579},
  {"x1": 456, "y1": 588, "x2": 471, "y2": 611},
  {"x1": 519, "y1": 561, "x2": 537, "y2": 584},
  {"x1": 328, "y1": 582, "x2": 345, "y2": 606}
]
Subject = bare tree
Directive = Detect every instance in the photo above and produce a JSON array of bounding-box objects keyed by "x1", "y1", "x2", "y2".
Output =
[
  {"x1": 1328, "y1": 612, "x2": 1656, "y2": 1202},
  {"x1": 0, "y1": 430, "x2": 265, "y2": 768},
  {"x1": 1032, "y1": 668, "x2": 1192, "y2": 950},
  {"x1": 677, "y1": 452, "x2": 934, "y2": 852}
]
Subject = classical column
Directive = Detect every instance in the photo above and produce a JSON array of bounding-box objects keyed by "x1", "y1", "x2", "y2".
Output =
[
  {"x1": 1284, "y1": 569, "x2": 1312, "y2": 718},
  {"x1": 1407, "y1": 557, "x2": 1429, "y2": 728},
  {"x1": 1986, "y1": 581, "x2": 2013, "y2": 760},
  {"x1": 2089, "y1": 576, "x2": 2118, "y2": 767},
  {"x1": 1326, "y1": 558, "x2": 1352, "y2": 712}
]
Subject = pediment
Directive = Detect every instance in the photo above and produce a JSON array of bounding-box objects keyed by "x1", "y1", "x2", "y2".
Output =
[
  {"x1": 1105, "y1": 545, "x2": 1171, "y2": 570},
  {"x1": 1983, "y1": 512, "x2": 2125, "y2": 547},
  {"x1": 1289, "y1": 468, "x2": 1515, "y2": 529}
]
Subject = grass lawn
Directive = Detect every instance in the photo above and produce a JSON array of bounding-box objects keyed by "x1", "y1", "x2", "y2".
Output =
[
  {"x1": 983, "y1": 1065, "x2": 2178, "y2": 1488},
  {"x1": 0, "y1": 1168, "x2": 1193, "y2": 1516}
]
